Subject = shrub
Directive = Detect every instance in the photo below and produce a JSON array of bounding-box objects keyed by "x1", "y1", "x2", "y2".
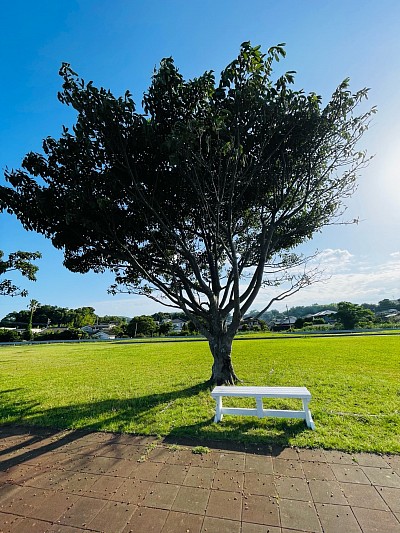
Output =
[
  {"x1": 35, "y1": 328, "x2": 88, "y2": 341},
  {"x1": 0, "y1": 329, "x2": 21, "y2": 342}
]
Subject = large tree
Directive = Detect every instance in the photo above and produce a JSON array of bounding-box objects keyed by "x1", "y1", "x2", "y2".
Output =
[{"x1": 1, "y1": 42, "x2": 374, "y2": 383}]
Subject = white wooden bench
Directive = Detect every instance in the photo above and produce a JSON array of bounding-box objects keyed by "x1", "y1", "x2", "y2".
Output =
[{"x1": 211, "y1": 386, "x2": 315, "y2": 430}]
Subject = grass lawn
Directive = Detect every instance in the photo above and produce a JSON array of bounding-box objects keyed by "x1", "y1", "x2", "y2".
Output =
[{"x1": 0, "y1": 336, "x2": 399, "y2": 453}]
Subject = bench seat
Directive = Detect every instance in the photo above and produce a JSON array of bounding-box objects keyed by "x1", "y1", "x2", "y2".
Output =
[{"x1": 211, "y1": 386, "x2": 315, "y2": 430}]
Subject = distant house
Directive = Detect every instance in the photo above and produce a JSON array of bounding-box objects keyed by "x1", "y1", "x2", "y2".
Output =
[
  {"x1": 1, "y1": 326, "x2": 44, "y2": 334},
  {"x1": 311, "y1": 310, "x2": 337, "y2": 324},
  {"x1": 81, "y1": 323, "x2": 117, "y2": 333},
  {"x1": 239, "y1": 317, "x2": 264, "y2": 330},
  {"x1": 91, "y1": 331, "x2": 115, "y2": 340},
  {"x1": 269, "y1": 316, "x2": 297, "y2": 331},
  {"x1": 170, "y1": 318, "x2": 187, "y2": 332},
  {"x1": 39, "y1": 327, "x2": 69, "y2": 335},
  {"x1": 378, "y1": 310, "x2": 400, "y2": 322},
  {"x1": 81, "y1": 323, "x2": 117, "y2": 338}
]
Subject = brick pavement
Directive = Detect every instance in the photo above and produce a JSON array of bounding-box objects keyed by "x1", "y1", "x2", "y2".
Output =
[{"x1": 0, "y1": 425, "x2": 400, "y2": 532}]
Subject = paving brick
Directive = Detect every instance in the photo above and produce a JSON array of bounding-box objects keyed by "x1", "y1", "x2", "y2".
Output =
[
  {"x1": 315, "y1": 503, "x2": 361, "y2": 533},
  {"x1": 0, "y1": 486, "x2": 49, "y2": 516},
  {"x1": 308, "y1": 479, "x2": 347, "y2": 505},
  {"x1": 217, "y1": 453, "x2": 246, "y2": 471},
  {"x1": 341, "y1": 482, "x2": 388, "y2": 510},
  {"x1": 279, "y1": 499, "x2": 321, "y2": 532},
  {"x1": 112, "y1": 478, "x2": 152, "y2": 504},
  {"x1": 61, "y1": 472, "x2": 98, "y2": 494},
  {"x1": 86, "y1": 500, "x2": 136, "y2": 532},
  {"x1": 143, "y1": 482, "x2": 180, "y2": 510},
  {"x1": 28, "y1": 492, "x2": 79, "y2": 522},
  {"x1": 302, "y1": 461, "x2": 336, "y2": 481},
  {"x1": 3, "y1": 486, "x2": 50, "y2": 518},
  {"x1": 362, "y1": 466, "x2": 400, "y2": 488},
  {"x1": 105, "y1": 458, "x2": 139, "y2": 478},
  {"x1": 147, "y1": 447, "x2": 175, "y2": 463},
  {"x1": 244, "y1": 473, "x2": 277, "y2": 497},
  {"x1": 58, "y1": 496, "x2": 106, "y2": 528},
  {"x1": 24, "y1": 451, "x2": 63, "y2": 469},
  {"x1": 155, "y1": 463, "x2": 189, "y2": 484},
  {"x1": 353, "y1": 453, "x2": 391, "y2": 468},
  {"x1": 133, "y1": 460, "x2": 164, "y2": 481},
  {"x1": 324, "y1": 451, "x2": 358, "y2": 465},
  {"x1": 96, "y1": 444, "x2": 144, "y2": 460},
  {"x1": 206, "y1": 489, "x2": 241, "y2": 520},
  {"x1": 84, "y1": 473, "x2": 125, "y2": 499},
  {"x1": 26, "y1": 469, "x2": 71, "y2": 490},
  {"x1": 122, "y1": 506, "x2": 168, "y2": 532},
  {"x1": 45, "y1": 525, "x2": 87, "y2": 533},
  {"x1": 172, "y1": 486, "x2": 209, "y2": 515},
  {"x1": 74, "y1": 455, "x2": 118, "y2": 474},
  {"x1": 376, "y1": 486, "x2": 400, "y2": 512},
  {"x1": 275, "y1": 476, "x2": 312, "y2": 501},
  {"x1": 384, "y1": 455, "x2": 400, "y2": 472},
  {"x1": 189, "y1": 452, "x2": 219, "y2": 468},
  {"x1": 163, "y1": 449, "x2": 195, "y2": 466},
  {"x1": 55, "y1": 455, "x2": 90, "y2": 473},
  {"x1": 8, "y1": 516, "x2": 51, "y2": 533},
  {"x1": 183, "y1": 466, "x2": 215, "y2": 488},
  {"x1": 352, "y1": 507, "x2": 400, "y2": 533},
  {"x1": 298, "y1": 449, "x2": 328, "y2": 463},
  {"x1": 245, "y1": 454, "x2": 273, "y2": 474},
  {"x1": 31, "y1": 452, "x2": 69, "y2": 470},
  {"x1": 0, "y1": 511, "x2": 21, "y2": 533},
  {"x1": 330, "y1": 464, "x2": 370, "y2": 484},
  {"x1": 241, "y1": 523, "x2": 281, "y2": 533},
  {"x1": 160, "y1": 510, "x2": 203, "y2": 533},
  {"x1": 272, "y1": 447, "x2": 299, "y2": 460},
  {"x1": 121, "y1": 435, "x2": 158, "y2": 446},
  {"x1": 200, "y1": 516, "x2": 240, "y2": 533},
  {"x1": 273, "y1": 459, "x2": 304, "y2": 478},
  {"x1": 8, "y1": 464, "x2": 48, "y2": 486},
  {"x1": 242, "y1": 494, "x2": 279, "y2": 526},
  {"x1": 212, "y1": 469, "x2": 244, "y2": 492},
  {"x1": 0, "y1": 483, "x2": 25, "y2": 508}
]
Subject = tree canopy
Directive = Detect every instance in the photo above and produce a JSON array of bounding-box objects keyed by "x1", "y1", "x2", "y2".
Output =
[
  {"x1": 0, "y1": 250, "x2": 41, "y2": 297},
  {"x1": 336, "y1": 301, "x2": 375, "y2": 329},
  {"x1": 1, "y1": 42, "x2": 375, "y2": 383}
]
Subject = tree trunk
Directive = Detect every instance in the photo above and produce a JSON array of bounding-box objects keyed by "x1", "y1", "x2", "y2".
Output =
[{"x1": 208, "y1": 333, "x2": 239, "y2": 385}]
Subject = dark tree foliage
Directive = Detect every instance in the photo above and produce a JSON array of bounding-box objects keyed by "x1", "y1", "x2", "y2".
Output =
[
  {"x1": 336, "y1": 301, "x2": 375, "y2": 329},
  {"x1": 127, "y1": 315, "x2": 157, "y2": 337},
  {"x1": 0, "y1": 250, "x2": 41, "y2": 297},
  {"x1": 1, "y1": 42, "x2": 375, "y2": 383}
]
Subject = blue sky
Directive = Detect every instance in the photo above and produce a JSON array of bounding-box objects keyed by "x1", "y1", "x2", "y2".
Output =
[{"x1": 1, "y1": 0, "x2": 399, "y2": 319}]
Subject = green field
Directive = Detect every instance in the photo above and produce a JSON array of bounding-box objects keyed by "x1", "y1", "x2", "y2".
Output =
[{"x1": 1, "y1": 336, "x2": 399, "y2": 453}]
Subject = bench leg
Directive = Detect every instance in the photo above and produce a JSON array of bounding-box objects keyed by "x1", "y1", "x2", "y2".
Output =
[
  {"x1": 214, "y1": 396, "x2": 223, "y2": 422},
  {"x1": 302, "y1": 398, "x2": 315, "y2": 430},
  {"x1": 256, "y1": 397, "x2": 264, "y2": 418}
]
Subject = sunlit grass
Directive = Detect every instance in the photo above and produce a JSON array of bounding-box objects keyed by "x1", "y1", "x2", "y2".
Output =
[{"x1": 0, "y1": 336, "x2": 399, "y2": 453}]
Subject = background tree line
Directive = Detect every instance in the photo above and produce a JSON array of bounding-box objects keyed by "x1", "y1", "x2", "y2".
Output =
[
  {"x1": 1, "y1": 297, "x2": 399, "y2": 343},
  {"x1": 244, "y1": 298, "x2": 400, "y2": 322}
]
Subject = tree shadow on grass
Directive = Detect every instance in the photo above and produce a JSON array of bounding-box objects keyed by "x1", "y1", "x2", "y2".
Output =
[
  {"x1": 0, "y1": 381, "x2": 310, "y2": 468},
  {"x1": 0, "y1": 388, "x2": 40, "y2": 425}
]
